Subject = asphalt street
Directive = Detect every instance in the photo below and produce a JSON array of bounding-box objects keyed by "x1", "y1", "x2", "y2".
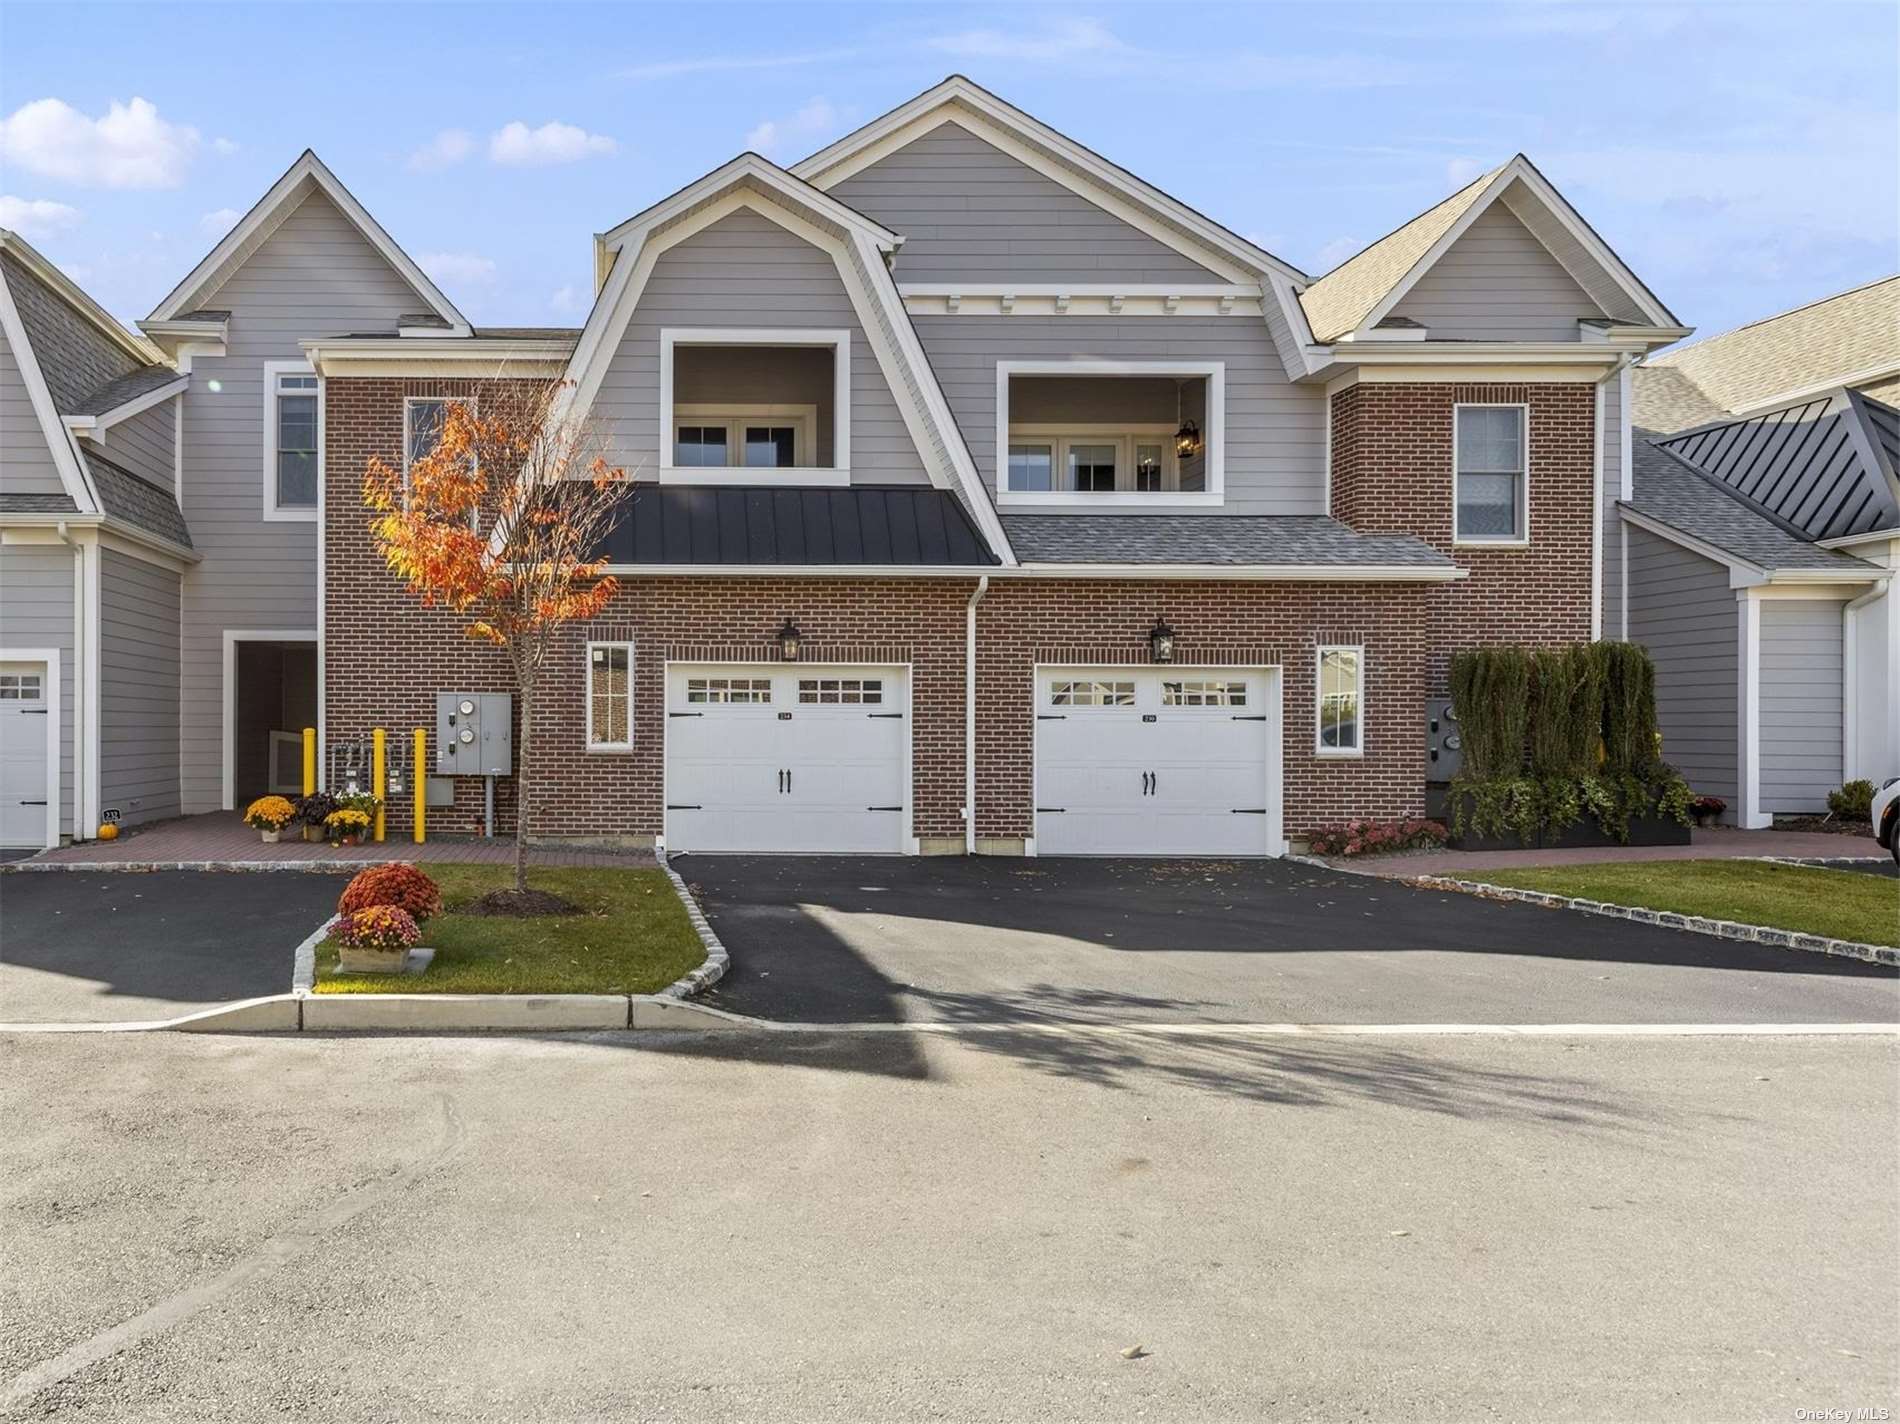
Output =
[
  {"x1": 682, "y1": 855, "x2": 1900, "y2": 1025},
  {"x1": 2, "y1": 1030, "x2": 1894, "y2": 1421}
]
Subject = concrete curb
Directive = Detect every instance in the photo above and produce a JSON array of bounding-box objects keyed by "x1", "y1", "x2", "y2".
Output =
[
  {"x1": 1, "y1": 859, "x2": 375, "y2": 874},
  {"x1": 654, "y1": 851, "x2": 730, "y2": 999},
  {"x1": 1754, "y1": 855, "x2": 1892, "y2": 870},
  {"x1": 1408, "y1": 874, "x2": 1900, "y2": 966},
  {"x1": 289, "y1": 916, "x2": 336, "y2": 996}
]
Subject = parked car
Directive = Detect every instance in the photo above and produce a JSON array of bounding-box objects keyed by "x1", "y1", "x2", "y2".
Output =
[{"x1": 1874, "y1": 777, "x2": 1900, "y2": 867}]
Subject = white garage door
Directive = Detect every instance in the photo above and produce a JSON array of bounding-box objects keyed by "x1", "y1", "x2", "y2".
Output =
[
  {"x1": 0, "y1": 661, "x2": 53, "y2": 849},
  {"x1": 665, "y1": 663, "x2": 908, "y2": 853},
  {"x1": 1034, "y1": 667, "x2": 1279, "y2": 857}
]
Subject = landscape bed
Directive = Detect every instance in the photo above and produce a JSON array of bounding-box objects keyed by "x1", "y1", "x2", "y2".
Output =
[
  {"x1": 314, "y1": 865, "x2": 705, "y2": 994},
  {"x1": 1473, "y1": 860, "x2": 1900, "y2": 949}
]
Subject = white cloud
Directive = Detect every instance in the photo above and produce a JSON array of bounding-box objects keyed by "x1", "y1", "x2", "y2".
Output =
[
  {"x1": 212, "y1": 137, "x2": 239, "y2": 156},
  {"x1": 488, "y1": 120, "x2": 615, "y2": 167},
  {"x1": 928, "y1": 16, "x2": 1129, "y2": 62},
  {"x1": 419, "y1": 251, "x2": 497, "y2": 285},
  {"x1": 743, "y1": 98, "x2": 846, "y2": 158},
  {"x1": 1313, "y1": 235, "x2": 1365, "y2": 272},
  {"x1": 199, "y1": 207, "x2": 242, "y2": 238},
  {"x1": 409, "y1": 129, "x2": 475, "y2": 172},
  {"x1": 0, "y1": 195, "x2": 82, "y2": 238},
  {"x1": 549, "y1": 284, "x2": 585, "y2": 316},
  {"x1": 618, "y1": 49, "x2": 857, "y2": 81},
  {"x1": 0, "y1": 96, "x2": 199, "y2": 189}
]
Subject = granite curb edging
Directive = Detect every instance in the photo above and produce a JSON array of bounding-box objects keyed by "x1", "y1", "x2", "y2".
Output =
[
  {"x1": 1407, "y1": 874, "x2": 1900, "y2": 966},
  {"x1": 653, "y1": 851, "x2": 731, "y2": 1000}
]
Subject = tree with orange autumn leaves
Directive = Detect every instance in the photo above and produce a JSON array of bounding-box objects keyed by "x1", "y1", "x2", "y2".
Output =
[{"x1": 364, "y1": 379, "x2": 628, "y2": 893}]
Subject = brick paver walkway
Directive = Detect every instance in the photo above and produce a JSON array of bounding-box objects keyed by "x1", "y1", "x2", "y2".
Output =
[
  {"x1": 1342, "y1": 825, "x2": 1884, "y2": 877},
  {"x1": 19, "y1": 812, "x2": 652, "y2": 869}
]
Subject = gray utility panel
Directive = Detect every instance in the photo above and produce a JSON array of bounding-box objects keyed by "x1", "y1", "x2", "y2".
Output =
[{"x1": 435, "y1": 693, "x2": 513, "y2": 776}]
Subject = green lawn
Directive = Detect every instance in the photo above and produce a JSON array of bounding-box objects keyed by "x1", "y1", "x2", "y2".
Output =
[
  {"x1": 1477, "y1": 860, "x2": 1899, "y2": 948},
  {"x1": 314, "y1": 865, "x2": 705, "y2": 994}
]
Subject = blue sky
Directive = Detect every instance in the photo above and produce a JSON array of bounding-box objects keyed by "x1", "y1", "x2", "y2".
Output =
[{"x1": 2, "y1": 1, "x2": 1894, "y2": 345}]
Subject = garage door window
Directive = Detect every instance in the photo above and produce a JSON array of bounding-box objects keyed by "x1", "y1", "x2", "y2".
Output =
[
  {"x1": 587, "y1": 642, "x2": 633, "y2": 751},
  {"x1": 798, "y1": 678, "x2": 882, "y2": 705},
  {"x1": 0, "y1": 673, "x2": 41, "y2": 699},
  {"x1": 1316, "y1": 646, "x2": 1363, "y2": 755},
  {"x1": 1051, "y1": 679, "x2": 1135, "y2": 707},
  {"x1": 1163, "y1": 679, "x2": 1245, "y2": 707},
  {"x1": 687, "y1": 677, "x2": 772, "y2": 704}
]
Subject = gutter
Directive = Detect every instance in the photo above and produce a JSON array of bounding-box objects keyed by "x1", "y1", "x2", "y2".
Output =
[
  {"x1": 964, "y1": 575, "x2": 988, "y2": 855},
  {"x1": 55, "y1": 521, "x2": 84, "y2": 842},
  {"x1": 596, "y1": 562, "x2": 1465, "y2": 582}
]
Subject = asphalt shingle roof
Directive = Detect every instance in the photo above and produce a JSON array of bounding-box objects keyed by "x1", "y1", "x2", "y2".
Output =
[
  {"x1": 85, "y1": 453, "x2": 193, "y2": 549},
  {"x1": 66, "y1": 363, "x2": 181, "y2": 417},
  {"x1": 2, "y1": 252, "x2": 145, "y2": 413},
  {"x1": 1630, "y1": 365, "x2": 1727, "y2": 435},
  {"x1": 1001, "y1": 515, "x2": 1454, "y2": 568},
  {"x1": 0, "y1": 492, "x2": 80, "y2": 514},
  {"x1": 1625, "y1": 437, "x2": 1881, "y2": 575}
]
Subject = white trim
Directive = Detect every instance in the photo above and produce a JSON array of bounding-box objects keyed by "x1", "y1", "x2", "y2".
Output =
[
  {"x1": 1592, "y1": 377, "x2": 1604, "y2": 640},
  {"x1": 315, "y1": 373, "x2": 327, "y2": 787},
  {"x1": 900, "y1": 285, "x2": 1262, "y2": 319},
  {"x1": 0, "y1": 231, "x2": 165, "y2": 366},
  {"x1": 789, "y1": 79, "x2": 1306, "y2": 286},
  {"x1": 658, "y1": 328, "x2": 848, "y2": 481},
  {"x1": 1314, "y1": 645, "x2": 1365, "y2": 758},
  {"x1": 1619, "y1": 520, "x2": 1630, "y2": 641},
  {"x1": 0, "y1": 647, "x2": 61, "y2": 849},
  {"x1": 599, "y1": 152, "x2": 903, "y2": 254},
  {"x1": 1737, "y1": 591, "x2": 1767, "y2": 828},
  {"x1": 1321, "y1": 390, "x2": 1334, "y2": 515},
  {"x1": 221, "y1": 630, "x2": 318, "y2": 812},
  {"x1": 1030, "y1": 661, "x2": 1286, "y2": 858},
  {"x1": 83, "y1": 538, "x2": 99, "y2": 836},
  {"x1": 599, "y1": 561, "x2": 1465, "y2": 582},
  {"x1": 584, "y1": 640, "x2": 635, "y2": 753},
  {"x1": 60, "y1": 376, "x2": 188, "y2": 441},
  {"x1": 0, "y1": 261, "x2": 98, "y2": 513},
  {"x1": 671, "y1": 403, "x2": 818, "y2": 470},
  {"x1": 1618, "y1": 364, "x2": 1634, "y2": 501},
  {"x1": 149, "y1": 151, "x2": 469, "y2": 332},
  {"x1": 995, "y1": 359, "x2": 1223, "y2": 508},
  {"x1": 1452, "y1": 402, "x2": 1530, "y2": 547},
  {"x1": 1005, "y1": 425, "x2": 1186, "y2": 497},
  {"x1": 262, "y1": 359, "x2": 319, "y2": 522}
]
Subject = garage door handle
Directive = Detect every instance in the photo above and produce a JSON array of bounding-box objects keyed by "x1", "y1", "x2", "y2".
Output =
[
  {"x1": 665, "y1": 803, "x2": 702, "y2": 810},
  {"x1": 1036, "y1": 806, "x2": 1066, "y2": 813},
  {"x1": 21, "y1": 708, "x2": 48, "y2": 715},
  {"x1": 20, "y1": 799, "x2": 47, "y2": 806},
  {"x1": 668, "y1": 712, "x2": 704, "y2": 718},
  {"x1": 1231, "y1": 714, "x2": 1268, "y2": 722},
  {"x1": 867, "y1": 712, "x2": 904, "y2": 719},
  {"x1": 1036, "y1": 714, "x2": 1066, "y2": 720},
  {"x1": 867, "y1": 805, "x2": 903, "y2": 812},
  {"x1": 1231, "y1": 808, "x2": 1267, "y2": 814}
]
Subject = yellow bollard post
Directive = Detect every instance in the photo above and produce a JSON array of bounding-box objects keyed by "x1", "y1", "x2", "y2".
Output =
[
  {"x1": 413, "y1": 728, "x2": 427, "y2": 844},
  {"x1": 372, "y1": 729, "x2": 387, "y2": 843},
  {"x1": 301, "y1": 728, "x2": 317, "y2": 796}
]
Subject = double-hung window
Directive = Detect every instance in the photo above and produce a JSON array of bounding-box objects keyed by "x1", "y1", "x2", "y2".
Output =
[
  {"x1": 1454, "y1": 405, "x2": 1528, "y2": 544},
  {"x1": 1316, "y1": 646, "x2": 1363, "y2": 756},
  {"x1": 404, "y1": 396, "x2": 478, "y2": 523},
  {"x1": 264, "y1": 362, "x2": 319, "y2": 519},
  {"x1": 586, "y1": 642, "x2": 633, "y2": 751}
]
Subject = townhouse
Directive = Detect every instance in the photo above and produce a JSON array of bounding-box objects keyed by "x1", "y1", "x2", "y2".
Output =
[{"x1": 5, "y1": 76, "x2": 1712, "y2": 854}]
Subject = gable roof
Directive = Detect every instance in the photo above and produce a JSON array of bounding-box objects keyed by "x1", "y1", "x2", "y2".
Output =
[
  {"x1": 147, "y1": 150, "x2": 468, "y2": 333},
  {"x1": 1646, "y1": 275, "x2": 1899, "y2": 414},
  {"x1": 1624, "y1": 436, "x2": 1886, "y2": 578},
  {"x1": 1297, "y1": 155, "x2": 1680, "y2": 343},
  {"x1": 1650, "y1": 390, "x2": 1900, "y2": 543},
  {"x1": 789, "y1": 75, "x2": 1306, "y2": 287},
  {"x1": 1630, "y1": 364, "x2": 1728, "y2": 435}
]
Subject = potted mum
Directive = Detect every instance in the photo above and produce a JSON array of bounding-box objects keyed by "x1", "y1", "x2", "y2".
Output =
[
  {"x1": 333, "y1": 903, "x2": 422, "y2": 974},
  {"x1": 324, "y1": 806, "x2": 372, "y2": 846},
  {"x1": 1690, "y1": 794, "x2": 1726, "y2": 828},
  {"x1": 243, "y1": 795, "x2": 295, "y2": 843}
]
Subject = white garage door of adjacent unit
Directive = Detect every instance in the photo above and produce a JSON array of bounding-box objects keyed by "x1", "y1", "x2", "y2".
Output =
[
  {"x1": 0, "y1": 662, "x2": 53, "y2": 849},
  {"x1": 1034, "y1": 667, "x2": 1278, "y2": 857},
  {"x1": 665, "y1": 664, "x2": 908, "y2": 854}
]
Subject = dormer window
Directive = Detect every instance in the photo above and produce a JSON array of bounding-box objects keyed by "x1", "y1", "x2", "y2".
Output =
[
  {"x1": 997, "y1": 362, "x2": 1224, "y2": 507},
  {"x1": 659, "y1": 328, "x2": 849, "y2": 487}
]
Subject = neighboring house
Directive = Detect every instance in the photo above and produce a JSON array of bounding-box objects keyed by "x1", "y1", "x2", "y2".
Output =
[
  {"x1": 3, "y1": 75, "x2": 1695, "y2": 854},
  {"x1": 1622, "y1": 280, "x2": 1900, "y2": 827}
]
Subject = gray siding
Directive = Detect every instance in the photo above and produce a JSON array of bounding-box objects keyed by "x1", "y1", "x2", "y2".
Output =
[
  {"x1": 1, "y1": 321, "x2": 66, "y2": 498},
  {"x1": 596, "y1": 207, "x2": 928, "y2": 484},
  {"x1": 178, "y1": 185, "x2": 431, "y2": 810},
  {"x1": 1390, "y1": 203, "x2": 1605, "y2": 341},
  {"x1": 912, "y1": 314, "x2": 1324, "y2": 516},
  {"x1": 829, "y1": 120, "x2": 1223, "y2": 285},
  {"x1": 1759, "y1": 598, "x2": 1845, "y2": 813},
  {"x1": 1625, "y1": 523, "x2": 1737, "y2": 808},
  {"x1": 91, "y1": 399, "x2": 176, "y2": 491},
  {"x1": 0, "y1": 541, "x2": 75, "y2": 838},
  {"x1": 98, "y1": 546, "x2": 181, "y2": 827}
]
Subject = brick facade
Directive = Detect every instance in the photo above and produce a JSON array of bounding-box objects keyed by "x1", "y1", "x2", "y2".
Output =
[
  {"x1": 324, "y1": 374, "x2": 1593, "y2": 846},
  {"x1": 1330, "y1": 381, "x2": 1595, "y2": 683}
]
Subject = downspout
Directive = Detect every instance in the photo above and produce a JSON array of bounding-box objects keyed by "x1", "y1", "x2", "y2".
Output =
[
  {"x1": 56, "y1": 520, "x2": 84, "y2": 841},
  {"x1": 964, "y1": 574, "x2": 989, "y2": 855},
  {"x1": 1594, "y1": 351, "x2": 1640, "y2": 643}
]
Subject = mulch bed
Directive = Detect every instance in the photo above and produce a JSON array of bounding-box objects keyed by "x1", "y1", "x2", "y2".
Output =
[
  {"x1": 463, "y1": 888, "x2": 586, "y2": 917},
  {"x1": 1771, "y1": 816, "x2": 1874, "y2": 837}
]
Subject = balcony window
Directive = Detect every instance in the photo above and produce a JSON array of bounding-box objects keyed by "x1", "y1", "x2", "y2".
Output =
[
  {"x1": 997, "y1": 364, "x2": 1224, "y2": 506},
  {"x1": 660, "y1": 329, "x2": 850, "y2": 486}
]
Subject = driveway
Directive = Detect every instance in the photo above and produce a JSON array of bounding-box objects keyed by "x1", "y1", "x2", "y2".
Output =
[
  {"x1": 0, "y1": 871, "x2": 347, "y2": 1024},
  {"x1": 680, "y1": 856, "x2": 1900, "y2": 1025}
]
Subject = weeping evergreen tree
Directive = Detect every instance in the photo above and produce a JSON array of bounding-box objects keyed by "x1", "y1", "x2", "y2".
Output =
[
  {"x1": 1602, "y1": 641, "x2": 1661, "y2": 776},
  {"x1": 1450, "y1": 647, "x2": 1531, "y2": 779}
]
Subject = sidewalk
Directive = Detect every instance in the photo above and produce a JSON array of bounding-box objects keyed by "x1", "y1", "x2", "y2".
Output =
[
  {"x1": 17, "y1": 812, "x2": 651, "y2": 869},
  {"x1": 1340, "y1": 825, "x2": 1884, "y2": 878}
]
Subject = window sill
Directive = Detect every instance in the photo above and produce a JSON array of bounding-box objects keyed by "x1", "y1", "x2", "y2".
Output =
[
  {"x1": 585, "y1": 743, "x2": 634, "y2": 755},
  {"x1": 996, "y1": 491, "x2": 1224, "y2": 509},
  {"x1": 263, "y1": 506, "x2": 318, "y2": 523},
  {"x1": 657, "y1": 466, "x2": 849, "y2": 488},
  {"x1": 1453, "y1": 537, "x2": 1530, "y2": 550},
  {"x1": 1314, "y1": 747, "x2": 1365, "y2": 760}
]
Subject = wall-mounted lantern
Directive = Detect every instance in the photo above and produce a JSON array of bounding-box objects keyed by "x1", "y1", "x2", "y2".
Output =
[
  {"x1": 1174, "y1": 418, "x2": 1202, "y2": 461},
  {"x1": 1148, "y1": 615, "x2": 1177, "y2": 665},
  {"x1": 775, "y1": 617, "x2": 803, "y2": 662}
]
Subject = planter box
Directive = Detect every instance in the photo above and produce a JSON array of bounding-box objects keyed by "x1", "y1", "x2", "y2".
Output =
[
  {"x1": 1446, "y1": 807, "x2": 1691, "y2": 852},
  {"x1": 335, "y1": 946, "x2": 435, "y2": 976}
]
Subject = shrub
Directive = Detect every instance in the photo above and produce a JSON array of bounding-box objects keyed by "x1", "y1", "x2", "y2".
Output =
[
  {"x1": 243, "y1": 795, "x2": 295, "y2": 830},
  {"x1": 339, "y1": 864, "x2": 443, "y2": 922},
  {"x1": 292, "y1": 792, "x2": 341, "y2": 827},
  {"x1": 334, "y1": 904, "x2": 420, "y2": 952},
  {"x1": 1450, "y1": 648, "x2": 1531, "y2": 779},
  {"x1": 1308, "y1": 818, "x2": 1448, "y2": 858},
  {"x1": 1828, "y1": 780, "x2": 1875, "y2": 821}
]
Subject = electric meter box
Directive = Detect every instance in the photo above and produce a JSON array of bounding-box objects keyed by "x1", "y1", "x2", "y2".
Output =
[{"x1": 435, "y1": 693, "x2": 513, "y2": 776}]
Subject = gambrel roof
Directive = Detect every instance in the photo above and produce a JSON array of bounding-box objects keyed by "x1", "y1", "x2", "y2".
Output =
[{"x1": 1297, "y1": 155, "x2": 1680, "y2": 343}]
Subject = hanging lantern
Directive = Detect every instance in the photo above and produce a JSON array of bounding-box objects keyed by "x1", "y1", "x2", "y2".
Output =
[
  {"x1": 1148, "y1": 615, "x2": 1177, "y2": 665},
  {"x1": 775, "y1": 617, "x2": 803, "y2": 662},
  {"x1": 1174, "y1": 419, "x2": 1202, "y2": 460}
]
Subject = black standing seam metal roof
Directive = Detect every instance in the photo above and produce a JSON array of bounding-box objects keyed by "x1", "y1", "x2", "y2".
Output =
[{"x1": 597, "y1": 486, "x2": 998, "y2": 566}]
